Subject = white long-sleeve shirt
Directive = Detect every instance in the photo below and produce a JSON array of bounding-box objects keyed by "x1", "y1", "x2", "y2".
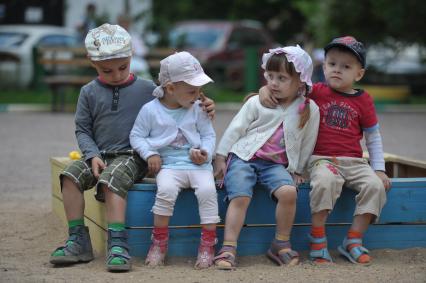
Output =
[
  {"x1": 130, "y1": 98, "x2": 216, "y2": 163},
  {"x1": 216, "y1": 95, "x2": 320, "y2": 174}
]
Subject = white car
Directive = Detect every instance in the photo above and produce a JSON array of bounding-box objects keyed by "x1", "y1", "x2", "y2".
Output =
[{"x1": 0, "y1": 25, "x2": 80, "y2": 88}]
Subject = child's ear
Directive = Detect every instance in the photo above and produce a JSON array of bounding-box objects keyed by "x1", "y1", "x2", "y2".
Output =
[
  {"x1": 355, "y1": 68, "x2": 366, "y2": 82},
  {"x1": 165, "y1": 82, "x2": 175, "y2": 94}
]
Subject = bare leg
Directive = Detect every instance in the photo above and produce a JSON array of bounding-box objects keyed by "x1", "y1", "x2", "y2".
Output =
[
  {"x1": 311, "y1": 210, "x2": 329, "y2": 227},
  {"x1": 154, "y1": 214, "x2": 170, "y2": 227},
  {"x1": 351, "y1": 213, "x2": 373, "y2": 233},
  {"x1": 272, "y1": 185, "x2": 299, "y2": 265},
  {"x1": 215, "y1": 197, "x2": 250, "y2": 269},
  {"x1": 103, "y1": 184, "x2": 126, "y2": 223},
  {"x1": 274, "y1": 185, "x2": 297, "y2": 238},
  {"x1": 223, "y1": 196, "x2": 251, "y2": 243},
  {"x1": 62, "y1": 177, "x2": 84, "y2": 220}
]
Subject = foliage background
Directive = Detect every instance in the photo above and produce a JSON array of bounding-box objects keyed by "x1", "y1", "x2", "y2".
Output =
[{"x1": 149, "y1": 0, "x2": 426, "y2": 47}]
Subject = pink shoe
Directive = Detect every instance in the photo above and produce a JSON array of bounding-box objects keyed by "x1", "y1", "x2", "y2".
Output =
[
  {"x1": 194, "y1": 237, "x2": 216, "y2": 269},
  {"x1": 145, "y1": 237, "x2": 168, "y2": 267}
]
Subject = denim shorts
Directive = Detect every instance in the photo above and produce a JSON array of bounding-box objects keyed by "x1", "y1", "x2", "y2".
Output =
[{"x1": 224, "y1": 154, "x2": 295, "y2": 201}]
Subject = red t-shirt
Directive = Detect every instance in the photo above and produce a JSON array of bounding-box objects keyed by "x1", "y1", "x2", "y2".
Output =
[{"x1": 311, "y1": 83, "x2": 378, "y2": 158}]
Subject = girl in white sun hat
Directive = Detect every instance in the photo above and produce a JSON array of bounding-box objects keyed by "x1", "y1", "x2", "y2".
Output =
[
  {"x1": 130, "y1": 51, "x2": 220, "y2": 269},
  {"x1": 213, "y1": 45, "x2": 319, "y2": 269}
]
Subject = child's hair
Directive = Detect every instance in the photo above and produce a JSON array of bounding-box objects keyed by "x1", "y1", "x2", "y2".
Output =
[{"x1": 264, "y1": 52, "x2": 311, "y2": 129}]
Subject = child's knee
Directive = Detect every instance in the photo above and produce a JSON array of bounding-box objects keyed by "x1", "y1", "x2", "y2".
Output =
[
  {"x1": 229, "y1": 196, "x2": 251, "y2": 208},
  {"x1": 274, "y1": 185, "x2": 297, "y2": 203}
]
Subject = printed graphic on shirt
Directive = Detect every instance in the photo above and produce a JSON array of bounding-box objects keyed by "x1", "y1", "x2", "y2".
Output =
[
  {"x1": 321, "y1": 100, "x2": 358, "y2": 131},
  {"x1": 170, "y1": 130, "x2": 189, "y2": 148}
]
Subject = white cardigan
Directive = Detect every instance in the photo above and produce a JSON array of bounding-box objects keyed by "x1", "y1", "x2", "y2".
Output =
[
  {"x1": 130, "y1": 98, "x2": 216, "y2": 161},
  {"x1": 216, "y1": 95, "x2": 319, "y2": 174}
]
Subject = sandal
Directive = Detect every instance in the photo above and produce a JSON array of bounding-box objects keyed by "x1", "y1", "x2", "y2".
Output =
[
  {"x1": 106, "y1": 230, "x2": 131, "y2": 272},
  {"x1": 145, "y1": 235, "x2": 168, "y2": 267},
  {"x1": 195, "y1": 237, "x2": 217, "y2": 269},
  {"x1": 308, "y1": 234, "x2": 333, "y2": 264},
  {"x1": 266, "y1": 239, "x2": 299, "y2": 266},
  {"x1": 338, "y1": 237, "x2": 371, "y2": 265},
  {"x1": 214, "y1": 246, "x2": 236, "y2": 270},
  {"x1": 50, "y1": 225, "x2": 94, "y2": 265}
]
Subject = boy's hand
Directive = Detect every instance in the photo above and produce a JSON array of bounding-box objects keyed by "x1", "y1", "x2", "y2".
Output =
[
  {"x1": 91, "y1": 156, "x2": 106, "y2": 179},
  {"x1": 375, "y1": 171, "x2": 391, "y2": 191},
  {"x1": 292, "y1": 172, "x2": 305, "y2": 186},
  {"x1": 199, "y1": 92, "x2": 215, "y2": 119},
  {"x1": 213, "y1": 155, "x2": 227, "y2": 186},
  {"x1": 147, "y1": 155, "x2": 162, "y2": 175},
  {"x1": 259, "y1": 85, "x2": 279, "y2": 108},
  {"x1": 190, "y1": 148, "x2": 208, "y2": 165}
]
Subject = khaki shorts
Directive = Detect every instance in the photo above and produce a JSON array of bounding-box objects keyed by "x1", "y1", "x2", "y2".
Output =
[
  {"x1": 308, "y1": 155, "x2": 386, "y2": 220},
  {"x1": 60, "y1": 151, "x2": 147, "y2": 201}
]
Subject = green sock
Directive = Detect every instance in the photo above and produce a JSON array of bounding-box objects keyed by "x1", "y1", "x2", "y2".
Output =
[
  {"x1": 68, "y1": 219, "x2": 84, "y2": 228},
  {"x1": 108, "y1": 222, "x2": 125, "y2": 231},
  {"x1": 51, "y1": 219, "x2": 84, "y2": 257},
  {"x1": 107, "y1": 223, "x2": 126, "y2": 265}
]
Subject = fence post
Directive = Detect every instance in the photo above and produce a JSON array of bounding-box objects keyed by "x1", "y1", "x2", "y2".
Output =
[{"x1": 244, "y1": 47, "x2": 259, "y2": 93}]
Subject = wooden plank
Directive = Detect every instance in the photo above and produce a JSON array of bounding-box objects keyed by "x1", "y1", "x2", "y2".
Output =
[
  {"x1": 50, "y1": 157, "x2": 426, "y2": 257},
  {"x1": 38, "y1": 58, "x2": 91, "y2": 67},
  {"x1": 128, "y1": 179, "x2": 426, "y2": 226},
  {"x1": 38, "y1": 46, "x2": 87, "y2": 54},
  {"x1": 45, "y1": 75, "x2": 93, "y2": 85}
]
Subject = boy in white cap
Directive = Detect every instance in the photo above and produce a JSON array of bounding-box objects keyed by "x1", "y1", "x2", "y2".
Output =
[
  {"x1": 259, "y1": 36, "x2": 391, "y2": 265},
  {"x1": 213, "y1": 45, "x2": 319, "y2": 269},
  {"x1": 49, "y1": 24, "x2": 215, "y2": 272},
  {"x1": 130, "y1": 51, "x2": 220, "y2": 269}
]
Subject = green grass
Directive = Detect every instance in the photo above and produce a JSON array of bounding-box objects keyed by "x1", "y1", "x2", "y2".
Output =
[
  {"x1": 203, "y1": 85, "x2": 247, "y2": 103},
  {"x1": 3, "y1": 85, "x2": 424, "y2": 105},
  {"x1": 0, "y1": 88, "x2": 80, "y2": 104},
  {"x1": 0, "y1": 85, "x2": 248, "y2": 104}
]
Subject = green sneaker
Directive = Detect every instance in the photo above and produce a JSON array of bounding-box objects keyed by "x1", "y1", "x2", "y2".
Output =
[
  {"x1": 106, "y1": 229, "x2": 131, "y2": 272},
  {"x1": 50, "y1": 225, "x2": 94, "y2": 265}
]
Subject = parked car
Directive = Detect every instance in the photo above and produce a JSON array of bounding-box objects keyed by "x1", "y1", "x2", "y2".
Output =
[
  {"x1": 364, "y1": 43, "x2": 426, "y2": 95},
  {"x1": 168, "y1": 20, "x2": 276, "y2": 89},
  {"x1": 0, "y1": 25, "x2": 80, "y2": 88}
]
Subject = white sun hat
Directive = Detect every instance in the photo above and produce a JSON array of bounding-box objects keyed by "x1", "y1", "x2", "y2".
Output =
[
  {"x1": 153, "y1": 51, "x2": 213, "y2": 98},
  {"x1": 261, "y1": 45, "x2": 313, "y2": 88},
  {"x1": 85, "y1": 23, "x2": 132, "y2": 61}
]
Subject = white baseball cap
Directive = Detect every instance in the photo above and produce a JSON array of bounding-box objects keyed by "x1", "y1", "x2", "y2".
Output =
[
  {"x1": 85, "y1": 23, "x2": 132, "y2": 61},
  {"x1": 159, "y1": 51, "x2": 213, "y2": 86}
]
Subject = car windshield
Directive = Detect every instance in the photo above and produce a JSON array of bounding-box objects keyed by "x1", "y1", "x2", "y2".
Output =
[
  {"x1": 169, "y1": 26, "x2": 225, "y2": 50},
  {"x1": 0, "y1": 32, "x2": 28, "y2": 47}
]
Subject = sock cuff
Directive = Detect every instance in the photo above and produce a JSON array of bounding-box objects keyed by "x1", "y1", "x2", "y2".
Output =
[
  {"x1": 108, "y1": 222, "x2": 125, "y2": 231},
  {"x1": 68, "y1": 219, "x2": 84, "y2": 228},
  {"x1": 223, "y1": 241, "x2": 237, "y2": 247},
  {"x1": 311, "y1": 226, "x2": 326, "y2": 237},
  {"x1": 153, "y1": 226, "x2": 169, "y2": 235},
  {"x1": 348, "y1": 230, "x2": 363, "y2": 239},
  {"x1": 275, "y1": 233, "x2": 290, "y2": 241}
]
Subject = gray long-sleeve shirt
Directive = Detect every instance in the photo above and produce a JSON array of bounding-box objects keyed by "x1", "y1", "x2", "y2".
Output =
[{"x1": 75, "y1": 76, "x2": 156, "y2": 161}]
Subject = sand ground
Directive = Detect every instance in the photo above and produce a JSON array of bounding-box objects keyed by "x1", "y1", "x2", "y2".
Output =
[{"x1": 0, "y1": 111, "x2": 425, "y2": 283}]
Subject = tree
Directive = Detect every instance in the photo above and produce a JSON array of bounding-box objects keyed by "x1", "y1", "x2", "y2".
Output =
[{"x1": 294, "y1": 0, "x2": 426, "y2": 46}]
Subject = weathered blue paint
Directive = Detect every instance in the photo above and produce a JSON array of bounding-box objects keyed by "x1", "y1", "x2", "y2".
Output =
[{"x1": 125, "y1": 178, "x2": 426, "y2": 257}]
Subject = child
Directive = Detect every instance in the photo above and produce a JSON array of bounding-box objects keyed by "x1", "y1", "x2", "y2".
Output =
[
  {"x1": 129, "y1": 51, "x2": 220, "y2": 269},
  {"x1": 259, "y1": 36, "x2": 391, "y2": 265},
  {"x1": 49, "y1": 24, "x2": 215, "y2": 272},
  {"x1": 213, "y1": 45, "x2": 319, "y2": 269}
]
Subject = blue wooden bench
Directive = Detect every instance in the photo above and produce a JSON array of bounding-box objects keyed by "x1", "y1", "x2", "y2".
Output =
[{"x1": 50, "y1": 157, "x2": 426, "y2": 257}]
